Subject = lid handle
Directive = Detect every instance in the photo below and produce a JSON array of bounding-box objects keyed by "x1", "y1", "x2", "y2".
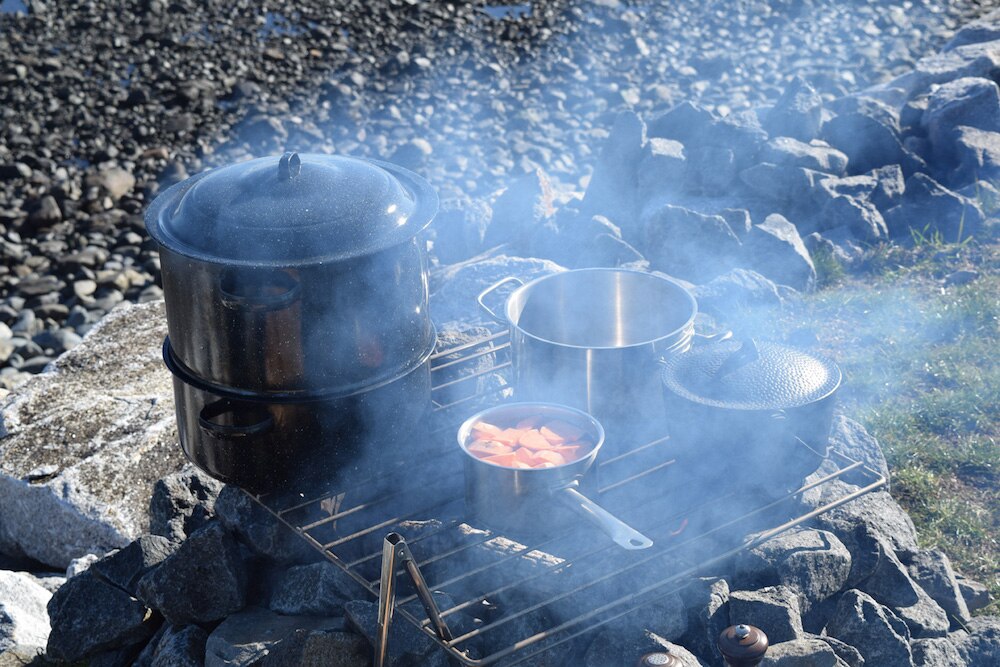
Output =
[
  {"x1": 278, "y1": 152, "x2": 301, "y2": 181},
  {"x1": 713, "y1": 337, "x2": 760, "y2": 381}
]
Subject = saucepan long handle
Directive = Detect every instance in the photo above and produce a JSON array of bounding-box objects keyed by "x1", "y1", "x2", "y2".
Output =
[{"x1": 555, "y1": 483, "x2": 653, "y2": 550}]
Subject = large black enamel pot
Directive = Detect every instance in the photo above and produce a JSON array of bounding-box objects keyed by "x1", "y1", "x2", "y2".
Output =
[
  {"x1": 660, "y1": 337, "x2": 842, "y2": 495},
  {"x1": 146, "y1": 152, "x2": 437, "y2": 398},
  {"x1": 164, "y1": 338, "x2": 432, "y2": 493}
]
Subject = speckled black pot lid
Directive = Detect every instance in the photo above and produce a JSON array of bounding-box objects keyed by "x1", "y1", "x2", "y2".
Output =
[{"x1": 146, "y1": 153, "x2": 437, "y2": 266}]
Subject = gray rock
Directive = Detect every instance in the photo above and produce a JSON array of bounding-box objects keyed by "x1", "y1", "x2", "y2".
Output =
[
  {"x1": 921, "y1": 77, "x2": 1000, "y2": 161},
  {"x1": 91, "y1": 534, "x2": 177, "y2": 597},
  {"x1": 883, "y1": 173, "x2": 984, "y2": 242},
  {"x1": 764, "y1": 637, "x2": 841, "y2": 666},
  {"x1": 148, "y1": 625, "x2": 208, "y2": 667},
  {"x1": 870, "y1": 164, "x2": 907, "y2": 211},
  {"x1": 214, "y1": 485, "x2": 318, "y2": 565},
  {"x1": 484, "y1": 168, "x2": 556, "y2": 249},
  {"x1": 821, "y1": 112, "x2": 912, "y2": 175},
  {"x1": 765, "y1": 77, "x2": 824, "y2": 142},
  {"x1": 27, "y1": 195, "x2": 62, "y2": 225},
  {"x1": 687, "y1": 145, "x2": 737, "y2": 193},
  {"x1": 815, "y1": 489, "x2": 919, "y2": 554},
  {"x1": 949, "y1": 125, "x2": 1000, "y2": 188},
  {"x1": 269, "y1": 562, "x2": 368, "y2": 616},
  {"x1": 734, "y1": 528, "x2": 851, "y2": 613},
  {"x1": 0, "y1": 570, "x2": 51, "y2": 654},
  {"x1": 206, "y1": 607, "x2": 343, "y2": 667},
  {"x1": 692, "y1": 268, "x2": 783, "y2": 316},
  {"x1": 815, "y1": 173, "x2": 879, "y2": 203},
  {"x1": 65, "y1": 553, "x2": 100, "y2": 578},
  {"x1": 149, "y1": 467, "x2": 224, "y2": 543},
  {"x1": 643, "y1": 204, "x2": 742, "y2": 283},
  {"x1": 900, "y1": 549, "x2": 971, "y2": 627},
  {"x1": 345, "y1": 599, "x2": 449, "y2": 667},
  {"x1": 911, "y1": 637, "x2": 967, "y2": 666},
  {"x1": 945, "y1": 10, "x2": 1000, "y2": 50},
  {"x1": 828, "y1": 416, "x2": 891, "y2": 484},
  {"x1": 45, "y1": 570, "x2": 158, "y2": 662},
  {"x1": 817, "y1": 635, "x2": 865, "y2": 667},
  {"x1": 739, "y1": 163, "x2": 827, "y2": 202},
  {"x1": 678, "y1": 576, "x2": 730, "y2": 663},
  {"x1": 582, "y1": 111, "x2": 647, "y2": 225},
  {"x1": 0, "y1": 301, "x2": 184, "y2": 569},
  {"x1": 21, "y1": 572, "x2": 64, "y2": 594},
  {"x1": 820, "y1": 194, "x2": 887, "y2": 241},
  {"x1": 760, "y1": 137, "x2": 847, "y2": 175},
  {"x1": 584, "y1": 630, "x2": 706, "y2": 667},
  {"x1": 260, "y1": 627, "x2": 371, "y2": 667},
  {"x1": 720, "y1": 208, "x2": 753, "y2": 238},
  {"x1": 954, "y1": 616, "x2": 1000, "y2": 666},
  {"x1": 742, "y1": 214, "x2": 815, "y2": 291},
  {"x1": 728, "y1": 586, "x2": 803, "y2": 644},
  {"x1": 429, "y1": 255, "x2": 565, "y2": 327},
  {"x1": 88, "y1": 167, "x2": 136, "y2": 201},
  {"x1": 638, "y1": 137, "x2": 686, "y2": 203},
  {"x1": 431, "y1": 197, "x2": 491, "y2": 265},
  {"x1": 826, "y1": 590, "x2": 913, "y2": 667},
  {"x1": 889, "y1": 40, "x2": 1000, "y2": 97},
  {"x1": 136, "y1": 522, "x2": 247, "y2": 625},
  {"x1": 955, "y1": 575, "x2": 992, "y2": 613}
]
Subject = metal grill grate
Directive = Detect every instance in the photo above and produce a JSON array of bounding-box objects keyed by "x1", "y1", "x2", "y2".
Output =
[{"x1": 249, "y1": 326, "x2": 886, "y2": 666}]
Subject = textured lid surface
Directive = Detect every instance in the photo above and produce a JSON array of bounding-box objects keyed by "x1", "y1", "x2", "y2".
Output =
[
  {"x1": 146, "y1": 153, "x2": 437, "y2": 265},
  {"x1": 661, "y1": 338, "x2": 841, "y2": 410}
]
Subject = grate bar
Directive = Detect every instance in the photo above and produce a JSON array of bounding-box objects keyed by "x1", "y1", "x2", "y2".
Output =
[{"x1": 248, "y1": 325, "x2": 887, "y2": 666}]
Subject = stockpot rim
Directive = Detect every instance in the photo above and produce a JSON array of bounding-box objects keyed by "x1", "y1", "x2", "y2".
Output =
[{"x1": 500, "y1": 268, "x2": 698, "y2": 352}]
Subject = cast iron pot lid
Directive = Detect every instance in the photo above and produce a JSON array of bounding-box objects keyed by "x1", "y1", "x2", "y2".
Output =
[
  {"x1": 661, "y1": 337, "x2": 841, "y2": 410},
  {"x1": 145, "y1": 152, "x2": 438, "y2": 266}
]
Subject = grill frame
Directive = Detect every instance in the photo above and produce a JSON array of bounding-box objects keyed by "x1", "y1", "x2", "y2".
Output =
[{"x1": 248, "y1": 325, "x2": 887, "y2": 666}]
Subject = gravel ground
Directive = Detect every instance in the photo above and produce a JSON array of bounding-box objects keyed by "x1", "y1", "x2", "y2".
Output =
[{"x1": 0, "y1": 0, "x2": 997, "y2": 390}]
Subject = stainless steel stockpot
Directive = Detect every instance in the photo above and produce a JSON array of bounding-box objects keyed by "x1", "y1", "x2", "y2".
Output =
[
  {"x1": 478, "y1": 269, "x2": 698, "y2": 443},
  {"x1": 146, "y1": 152, "x2": 437, "y2": 397}
]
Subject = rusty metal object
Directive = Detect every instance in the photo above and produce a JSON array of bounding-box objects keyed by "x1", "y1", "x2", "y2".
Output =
[{"x1": 718, "y1": 624, "x2": 769, "y2": 666}]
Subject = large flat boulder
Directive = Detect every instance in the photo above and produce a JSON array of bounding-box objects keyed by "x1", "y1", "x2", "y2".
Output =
[{"x1": 0, "y1": 300, "x2": 184, "y2": 568}]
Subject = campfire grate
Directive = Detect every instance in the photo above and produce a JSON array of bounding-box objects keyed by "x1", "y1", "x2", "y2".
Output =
[{"x1": 249, "y1": 325, "x2": 887, "y2": 666}]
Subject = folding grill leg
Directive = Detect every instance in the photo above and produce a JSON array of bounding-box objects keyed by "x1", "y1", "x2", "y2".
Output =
[{"x1": 376, "y1": 532, "x2": 454, "y2": 667}]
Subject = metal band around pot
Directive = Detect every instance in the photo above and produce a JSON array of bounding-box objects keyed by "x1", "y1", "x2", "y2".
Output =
[{"x1": 161, "y1": 333, "x2": 436, "y2": 403}]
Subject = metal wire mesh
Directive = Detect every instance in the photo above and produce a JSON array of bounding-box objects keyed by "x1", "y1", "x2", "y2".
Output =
[{"x1": 250, "y1": 326, "x2": 886, "y2": 666}]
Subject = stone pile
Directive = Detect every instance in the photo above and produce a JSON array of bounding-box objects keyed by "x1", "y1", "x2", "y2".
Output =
[{"x1": 0, "y1": 0, "x2": 992, "y2": 388}]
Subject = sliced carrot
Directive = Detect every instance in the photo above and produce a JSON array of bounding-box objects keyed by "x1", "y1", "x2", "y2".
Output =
[
  {"x1": 539, "y1": 426, "x2": 566, "y2": 445},
  {"x1": 518, "y1": 429, "x2": 554, "y2": 450},
  {"x1": 516, "y1": 414, "x2": 544, "y2": 429},
  {"x1": 514, "y1": 447, "x2": 538, "y2": 465},
  {"x1": 492, "y1": 428, "x2": 526, "y2": 446},
  {"x1": 532, "y1": 449, "x2": 567, "y2": 466},
  {"x1": 511, "y1": 461, "x2": 534, "y2": 469},
  {"x1": 468, "y1": 441, "x2": 514, "y2": 457},
  {"x1": 534, "y1": 462, "x2": 558, "y2": 468},
  {"x1": 551, "y1": 444, "x2": 582, "y2": 461},
  {"x1": 471, "y1": 421, "x2": 503, "y2": 438},
  {"x1": 544, "y1": 419, "x2": 586, "y2": 443},
  {"x1": 483, "y1": 453, "x2": 519, "y2": 467}
]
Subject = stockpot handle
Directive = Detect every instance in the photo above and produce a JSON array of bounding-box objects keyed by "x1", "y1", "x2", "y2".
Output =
[
  {"x1": 476, "y1": 276, "x2": 524, "y2": 323},
  {"x1": 198, "y1": 399, "x2": 275, "y2": 441},
  {"x1": 219, "y1": 269, "x2": 302, "y2": 314},
  {"x1": 555, "y1": 482, "x2": 653, "y2": 550}
]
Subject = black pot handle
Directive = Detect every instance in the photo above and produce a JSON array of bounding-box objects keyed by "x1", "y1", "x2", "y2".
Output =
[
  {"x1": 198, "y1": 399, "x2": 275, "y2": 441},
  {"x1": 219, "y1": 269, "x2": 301, "y2": 313}
]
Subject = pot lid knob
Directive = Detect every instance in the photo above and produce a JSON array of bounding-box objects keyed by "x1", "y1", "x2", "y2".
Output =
[
  {"x1": 277, "y1": 151, "x2": 301, "y2": 181},
  {"x1": 636, "y1": 652, "x2": 685, "y2": 666},
  {"x1": 718, "y1": 624, "x2": 768, "y2": 666}
]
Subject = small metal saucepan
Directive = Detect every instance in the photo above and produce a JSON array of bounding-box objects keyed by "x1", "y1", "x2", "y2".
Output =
[{"x1": 457, "y1": 402, "x2": 653, "y2": 550}]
